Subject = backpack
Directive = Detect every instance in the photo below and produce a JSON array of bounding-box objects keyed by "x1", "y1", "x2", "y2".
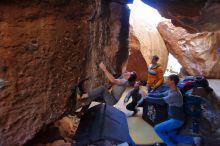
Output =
[{"x1": 177, "y1": 76, "x2": 213, "y2": 95}]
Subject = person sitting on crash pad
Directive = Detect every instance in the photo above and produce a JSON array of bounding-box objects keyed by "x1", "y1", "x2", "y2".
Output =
[
  {"x1": 146, "y1": 74, "x2": 201, "y2": 146},
  {"x1": 147, "y1": 55, "x2": 163, "y2": 92},
  {"x1": 77, "y1": 62, "x2": 137, "y2": 116},
  {"x1": 124, "y1": 81, "x2": 147, "y2": 116}
]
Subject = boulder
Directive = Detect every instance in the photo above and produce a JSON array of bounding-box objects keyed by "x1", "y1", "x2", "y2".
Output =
[
  {"x1": 35, "y1": 140, "x2": 71, "y2": 146},
  {"x1": 129, "y1": 14, "x2": 168, "y2": 72},
  {"x1": 141, "y1": 0, "x2": 220, "y2": 32},
  {"x1": 0, "y1": 1, "x2": 130, "y2": 145},
  {"x1": 54, "y1": 116, "x2": 79, "y2": 141},
  {"x1": 158, "y1": 21, "x2": 220, "y2": 79},
  {"x1": 126, "y1": 30, "x2": 148, "y2": 81},
  {"x1": 26, "y1": 116, "x2": 79, "y2": 146}
]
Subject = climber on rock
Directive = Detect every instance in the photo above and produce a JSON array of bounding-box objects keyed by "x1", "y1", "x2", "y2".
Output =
[
  {"x1": 76, "y1": 62, "x2": 137, "y2": 116},
  {"x1": 147, "y1": 55, "x2": 164, "y2": 92},
  {"x1": 124, "y1": 81, "x2": 147, "y2": 116}
]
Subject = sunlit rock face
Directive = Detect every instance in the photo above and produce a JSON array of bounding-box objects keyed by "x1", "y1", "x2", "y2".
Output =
[
  {"x1": 126, "y1": 29, "x2": 148, "y2": 81},
  {"x1": 0, "y1": 1, "x2": 130, "y2": 145},
  {"x1": 130, "y1": 14, "x2": 168, "y2": 72},
  {"x1": 25, "y1": 116, "x2": 80, "y2": 146},
  {"x1": 141, "y1": 0, "x2": 220, "y2": 32},
  {"x1": 158, "y1": 21, "x2": 220, "y2": 79}
]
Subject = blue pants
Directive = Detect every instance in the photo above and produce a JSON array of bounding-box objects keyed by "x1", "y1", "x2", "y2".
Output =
[{"x1": 154, "y1": 119, "x2": 194, "y2": 146}]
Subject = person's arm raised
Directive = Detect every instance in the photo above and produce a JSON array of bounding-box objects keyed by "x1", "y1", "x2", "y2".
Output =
[{"x1": 99, "y1": 62, "x2": 124, "y2": 85}]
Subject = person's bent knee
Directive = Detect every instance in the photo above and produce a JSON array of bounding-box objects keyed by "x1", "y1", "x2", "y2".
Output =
[
  {"x1": 95, "y1": 85, "x2": 108, "y2": 94},
  {"x1": 88, "y1": 85, "x2": 108, "y2": 99},
  {"x1": 98, "y1": 85, "x2": 106, "y2": 91}
]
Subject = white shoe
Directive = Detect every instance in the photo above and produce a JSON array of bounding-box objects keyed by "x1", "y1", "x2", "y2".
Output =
[{"x1": 193, "y1": 137, "x2": 201, "y2": 146}]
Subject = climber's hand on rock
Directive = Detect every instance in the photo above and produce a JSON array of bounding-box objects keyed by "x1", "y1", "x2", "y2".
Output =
[{"x1": 99, "y1": 62, "x2": 107, "y2": 71}]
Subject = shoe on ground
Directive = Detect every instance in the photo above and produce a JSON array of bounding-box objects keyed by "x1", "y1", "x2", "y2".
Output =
[{"x1": 193, "y1": 136, "x2": 201, "y2": 146}]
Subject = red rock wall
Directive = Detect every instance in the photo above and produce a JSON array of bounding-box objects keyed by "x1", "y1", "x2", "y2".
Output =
[
  {"x1": 0, "y1": 1, "x2": 130, "y2": 146},
  {"x1": 84, "y1": 1, "x2": 130, "y2": 89},
  {"x1": 158, "y1": 21, "x2": 220, "y2": 79},
  {"x1": 141, "y1": 0, "x2": 220, "y2": 32},
  {"x1": 126, "y1": 30, "x2": 148, "y2": 81}
]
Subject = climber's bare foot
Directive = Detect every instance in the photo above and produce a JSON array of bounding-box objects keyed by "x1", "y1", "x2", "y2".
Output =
[
  {"x1": 77, "y1": 77, "x2": 90, "y2": 96},
  {"x1": 80, "y1": 93, "x2": 88, "y2": 99},
  {"x1": 75, "y1": 86, "x2": 88, "y2": 100},
  {"x1": 75, "y1": 97, "x2": 91, "y2": 111}
]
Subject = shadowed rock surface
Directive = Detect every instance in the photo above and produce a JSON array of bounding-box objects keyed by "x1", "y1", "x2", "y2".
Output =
[
  {"x1": 141, "y1": 0, "x2": 220, "y2": 32},
  {"x1": 0, "y1": 0, "x2": 130, "y2": 145}
]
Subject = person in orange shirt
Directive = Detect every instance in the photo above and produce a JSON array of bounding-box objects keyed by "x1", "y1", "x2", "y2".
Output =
[{"x1": 147, "y1": 55, "x2": 164, "y2": 92}]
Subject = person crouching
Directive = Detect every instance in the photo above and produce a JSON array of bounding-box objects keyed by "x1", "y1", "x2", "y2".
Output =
[
  {"x1": 124, "y1": 81, "x2": 146, "y2": 116},
  {"x1": 149, "y1": 74, "x2": 201, "y2": 146}
]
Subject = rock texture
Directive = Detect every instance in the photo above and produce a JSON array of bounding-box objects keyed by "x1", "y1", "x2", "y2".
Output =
[
  {"x1": 141, "y1": 0, "x2": 220, "y2": 32},
  {"x1": 0, "y1": 1, "x2": 130, "y2": 146},
  {"x1": 130, "y1": 15, "x2": 168, "y2": 72},
  {"x1": 158, "y1": 21, "x2": 220, "y2": 78},
  {"x1": 25, "y1": 116, "x2": 79, "y2": 146},
  {"x1": 84, "y1": 1, "x2": 130, "y2": 89},
  {"x1": 126, "y1": 30, "x2": 148, "y2": 81},
  {"x1": 37, "y1": 140, "x2": 71, "y2": 146}
]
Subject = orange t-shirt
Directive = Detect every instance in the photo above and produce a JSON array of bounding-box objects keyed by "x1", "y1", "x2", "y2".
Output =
[{"x1": 147, "y1": 64, "x2": 163, "y2": 87}]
